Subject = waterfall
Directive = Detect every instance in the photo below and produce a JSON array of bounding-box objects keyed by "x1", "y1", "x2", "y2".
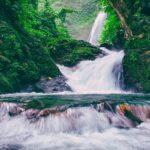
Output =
[
  {"x1": 58, "y1": 49, "x2": 124, "y2": 93},
  {"x1": 89, "y1": 12, "x2": 107, "y2": 46},
  {"x1": 58, "y1": 11, "x2": 125, "y2": 94}
]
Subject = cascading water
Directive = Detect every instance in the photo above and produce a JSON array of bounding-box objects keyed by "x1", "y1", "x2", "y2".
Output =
[
  {"x1": 89, "y1": 12, "x2": 107, "y2": 46},
  {"x1": 58, "y1": 49, "x2": 124, "y2": 93},
  {"x1": 58, "y1": 12, "x2": 125, "y2": 94},
  {"x1": 0, "y1": 97, "x2": 150, "y2": 150}
]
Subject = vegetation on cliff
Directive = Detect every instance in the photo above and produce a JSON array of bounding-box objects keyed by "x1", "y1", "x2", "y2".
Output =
[
  {"x1": 47, "y1": 0, "x2": 99, "y2": 41},
  {"x1": 100, "y1": 0, "x2": 150, "y2": 92},
  {"x1": 0, "y1": 0, "x2": 69, "y2": 93}
]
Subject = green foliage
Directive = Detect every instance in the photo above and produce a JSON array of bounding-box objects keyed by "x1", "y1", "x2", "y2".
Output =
[
  {"x1": 99, "y1": 0, "x2": 121, "y2": 44},
  {"x1": 125, "y1": 37, "x2": 150, "y2": 50},
  {"x1": 99, "y1": 0, "x2": 150, "y2": 92},
  {"x1": 50, "y1": 39, "x2": 100, "y2": 66},
  {"x1": 0, "y1": 0, "x2": 100, "y2": 93},
  {"x1": 123, "y1": 49, "x2": 150, "y2": 92},
  {"x1": 0, "y1": 0, "x2": 69, "y2": 93},
  {"x1": 58, "y1": 8, "x2": 75, "y2": 23},
  {"x1": 0, "y1": 74, "x2": 13, "y2": 93},
  {"x1": 120, "y1": 0, "x2": 150, "y2": 92},
  {"x1": 100, "y1": 12, "x2": 121, "y2": 44}
]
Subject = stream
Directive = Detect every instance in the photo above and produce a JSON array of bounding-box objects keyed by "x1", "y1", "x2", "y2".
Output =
[{"x1": 0, "y1": 93, "x2": 150, "y2": 150}]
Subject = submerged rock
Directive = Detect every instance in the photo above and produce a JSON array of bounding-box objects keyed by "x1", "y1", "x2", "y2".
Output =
[
  {"x1": 36, "y1": 75, "x2": 72, "y2": 93},
  {"x1": 0, "y1": 144, "x2": 23, "y2": 150}
]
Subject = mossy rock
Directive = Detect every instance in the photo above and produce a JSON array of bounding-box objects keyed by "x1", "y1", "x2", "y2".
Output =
[
  {"x1": 123, "y1": 49, "x2": 150, "y2": 93},
  {"x1": 0, "y1": 2, "x2": 61, "y2": 94},
  {"x1": 50, "y1": 39, "x2": 101, "y2": 67}
]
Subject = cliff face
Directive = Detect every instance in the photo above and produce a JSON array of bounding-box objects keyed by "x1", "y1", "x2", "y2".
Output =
[{"x1": 104, "y1": 0, "x2": 150, "y2": 92}]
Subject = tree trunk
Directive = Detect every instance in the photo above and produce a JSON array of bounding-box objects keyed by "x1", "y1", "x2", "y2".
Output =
[{"x1": 108, "y1": 0, "x2": 133, "y2": 38}]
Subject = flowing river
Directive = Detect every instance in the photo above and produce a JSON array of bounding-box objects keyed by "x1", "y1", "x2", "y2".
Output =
[
  {"x1": 0, "y1": 93, "x2": 150, "y2": 150},
  {"x1": 0, "y1": 12, "x2": 150, "y2": 150}
]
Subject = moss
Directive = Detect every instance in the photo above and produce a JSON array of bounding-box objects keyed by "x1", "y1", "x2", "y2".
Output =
[
  {"x1": 99, "y1": 1, "x2": 121, "y2": 44},
  {"x1": 122, "y1": 13, "x2": 150, "y2": 93},
  {"x1": 0, "y1": 74, "x2": 14, "y2": 93},
  {"x1": 123, "y1": 49, "x2": 150, "y2": 92},
  {"x1": 50, "y1": 39, "x2": 101, "y2": 66},
  {"x1": 0, "y1": 0, "x2": 63, "y2": 93}
]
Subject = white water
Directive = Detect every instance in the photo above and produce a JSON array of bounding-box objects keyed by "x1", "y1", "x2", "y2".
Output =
[
  {"x1": 0, "y1": 102, "x2": 150, "y2": 150},
  {"x1": 89, "y1": 12, "x2": 107, "y2": 45},
  {"x1": 58, "y1": 49, "x2": 124, "y2": 94}
]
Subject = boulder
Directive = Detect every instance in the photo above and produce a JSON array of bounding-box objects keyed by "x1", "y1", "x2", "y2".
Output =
[{"x1": 36, "y1": 75, "x2": 72, "y2": 93}]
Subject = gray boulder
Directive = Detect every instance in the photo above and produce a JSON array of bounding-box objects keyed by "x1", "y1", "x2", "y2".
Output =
[{"x1": 36, "y1": 75, "x2": 72, "y2": 93}]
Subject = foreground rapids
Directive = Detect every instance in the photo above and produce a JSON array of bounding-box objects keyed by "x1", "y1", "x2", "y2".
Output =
[{"x1": 0, "y1": 94, "x2": 150, "y2": 150}]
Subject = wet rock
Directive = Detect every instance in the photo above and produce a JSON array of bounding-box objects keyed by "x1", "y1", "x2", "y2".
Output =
[
  {"x1": 0, "y1": 144, "x2": 23, "y2": 150},
  {"x1": 36, "y1": 75, "x2": 72, "y2": 93},
  {"x1": 100, "y1": 43, "x2": 113, "y2": 49},
  {"x1": 38, "y1": 109, "x2": 56, "y2": 117},
  {"x1": 141, "y1": 0, "x2": 150, "y2": 15},
  {"x1": 25, "y1": 109, "x2": 39, "y2": 120},
  {"x1": 51, "y1": 39, "x2": 101, "y2": 67},
  {"x1": 22, "y1": 85, "x2": 35, "y2": 93},
  {"x1": 8, "y1": 106, "x2": 24, "y2": 117}
]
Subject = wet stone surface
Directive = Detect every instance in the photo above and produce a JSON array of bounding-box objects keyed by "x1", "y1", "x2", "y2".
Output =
[{"x1": 24, "y1": 75, "x2": 72, "y2": 93}]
